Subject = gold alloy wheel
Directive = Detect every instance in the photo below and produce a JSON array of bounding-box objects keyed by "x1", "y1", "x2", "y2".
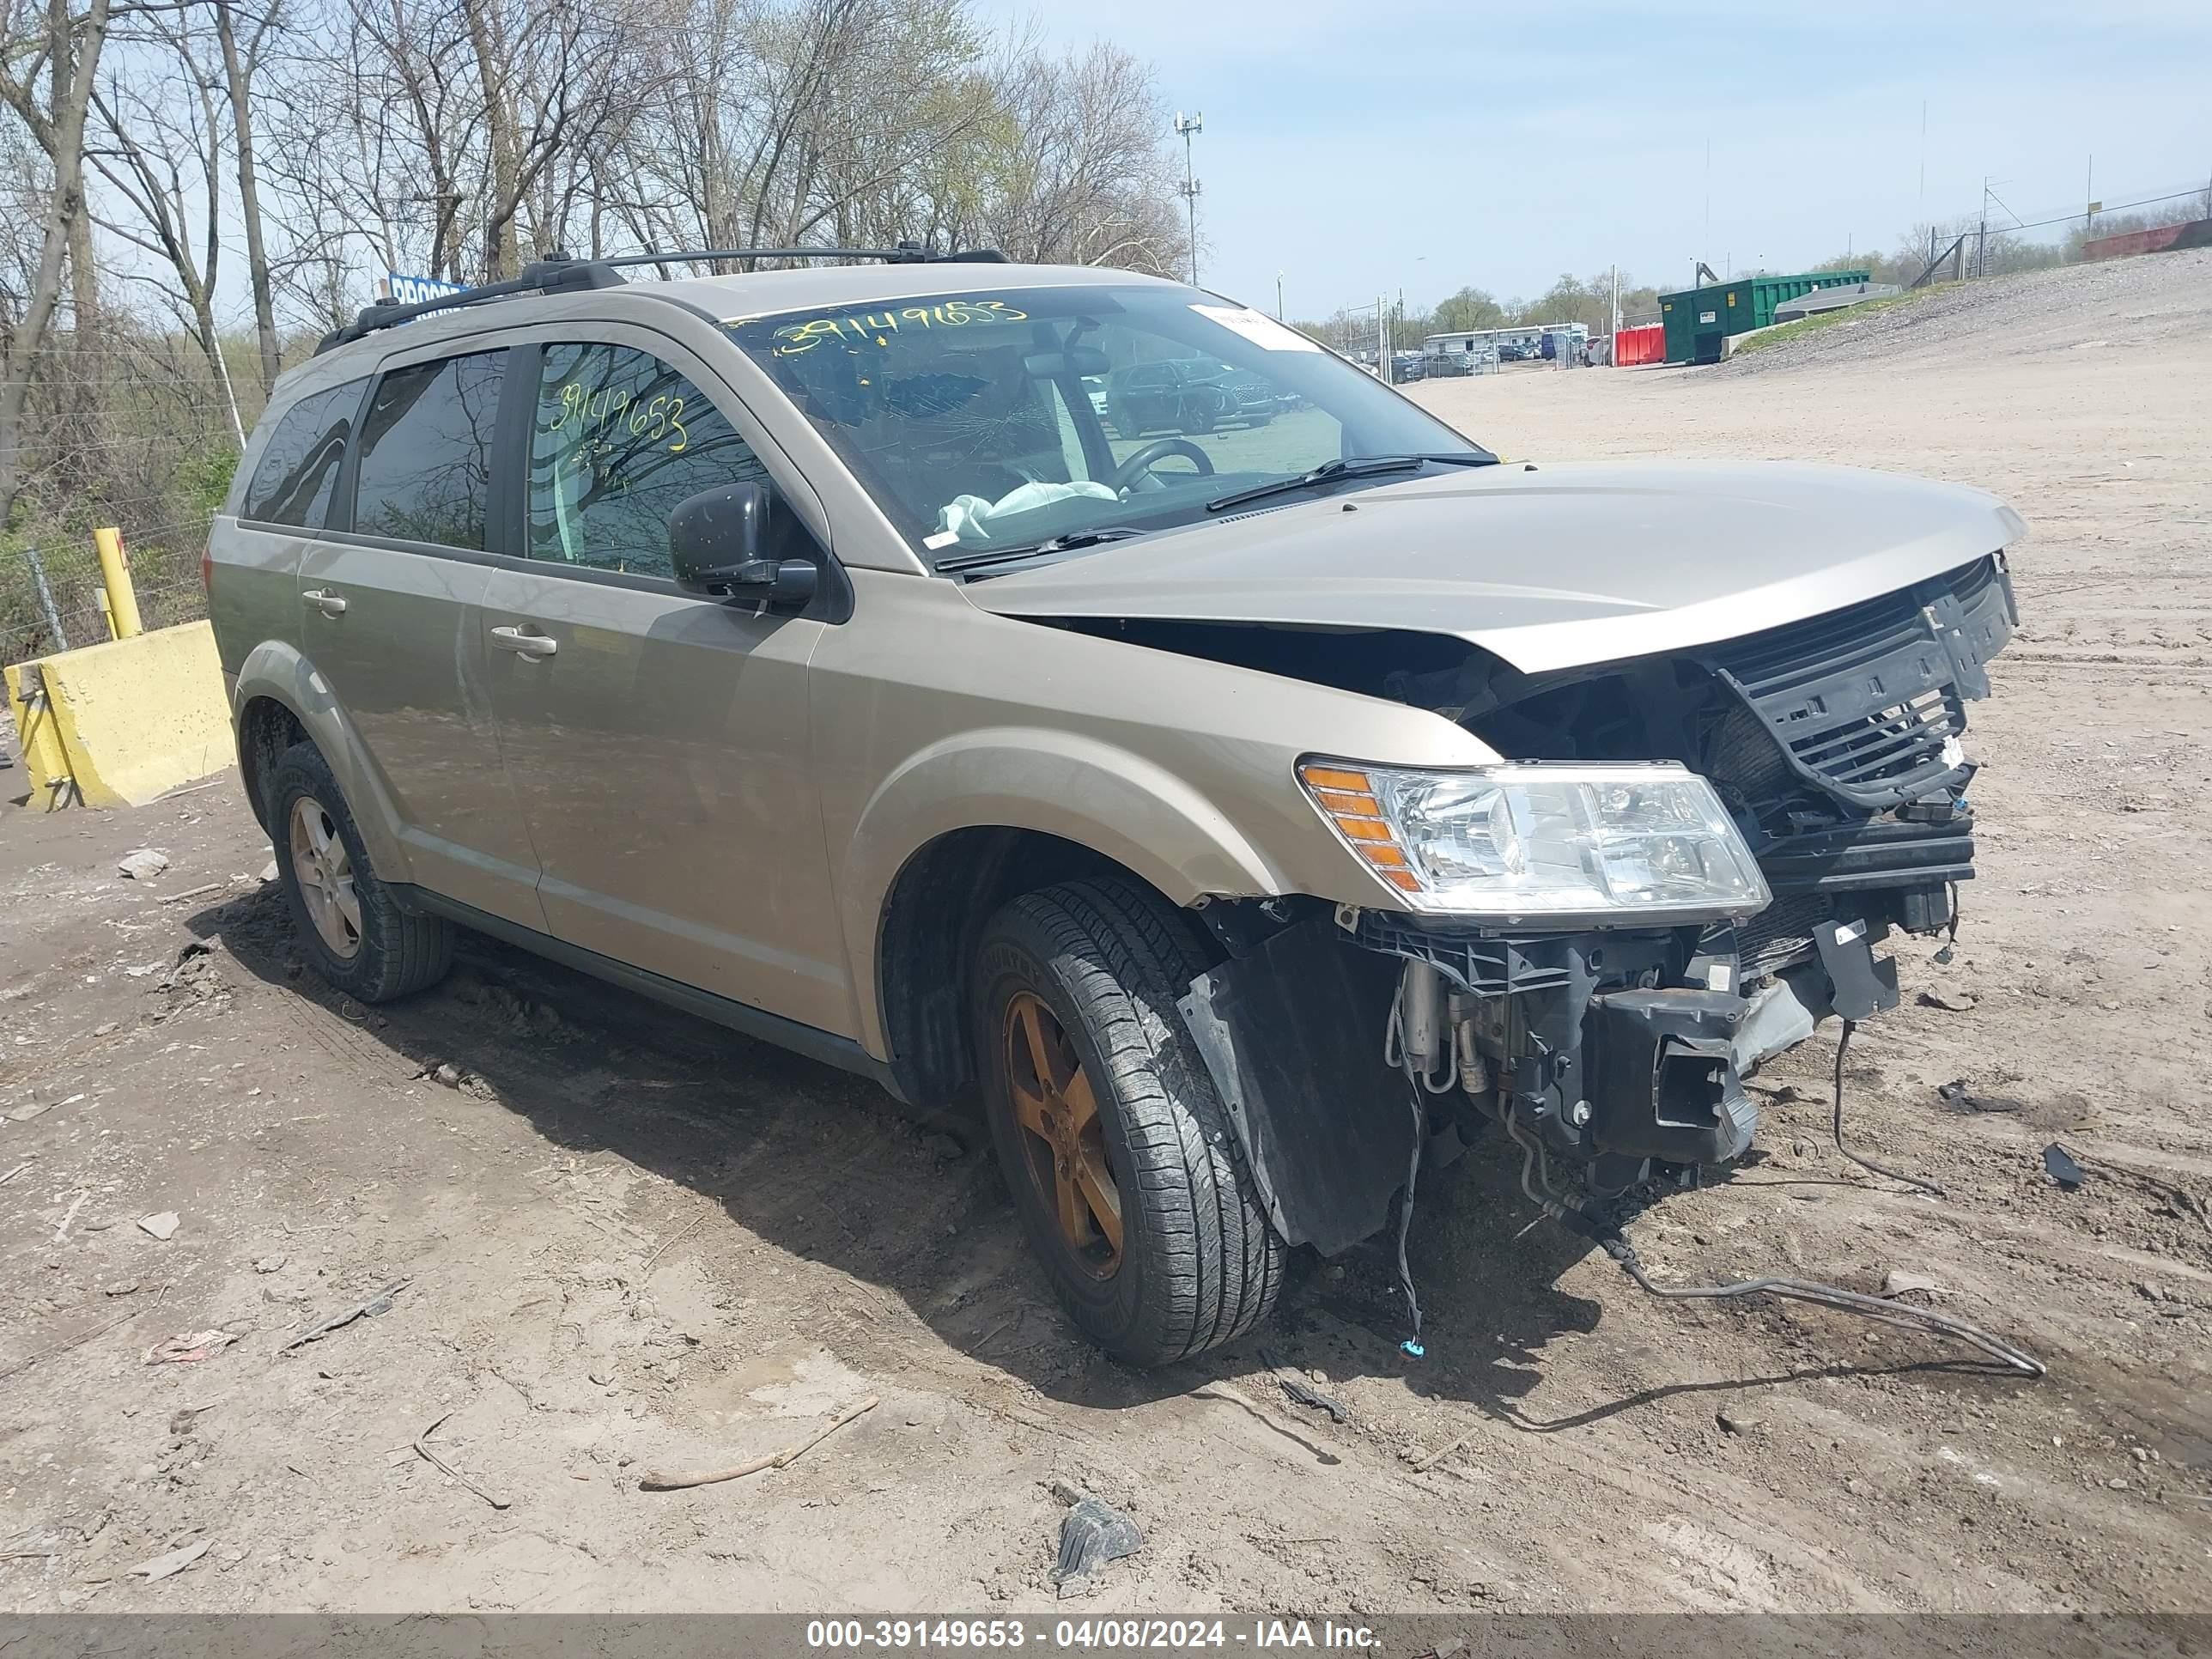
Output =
[
  {"x1": 1003, "y1": 990, "x2": 1123, "y2": 1278},
  {"x1": 289, "y1": 793, "x2": 363, "y2": 960}
]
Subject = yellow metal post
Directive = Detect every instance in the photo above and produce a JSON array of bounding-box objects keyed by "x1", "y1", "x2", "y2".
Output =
[{"x1": 92, "y1": 526, "x2": 143, "y2": 639}]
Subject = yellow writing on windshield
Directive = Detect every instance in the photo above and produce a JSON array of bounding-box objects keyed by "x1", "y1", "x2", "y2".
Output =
[
  {"x1": 550, "y1": 380, "x2": 690, "y2": 453},
  {"x1": 770, "y1": 298, "x2": 1030, "y2": 356}
]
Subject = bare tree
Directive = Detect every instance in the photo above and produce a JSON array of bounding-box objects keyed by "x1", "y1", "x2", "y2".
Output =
[
  {"x1": 0, "y1": 0, "x2": 113, "y2": 528},
  {"x1": 975, "y1": 43, "x2": 1187, "y2": 275},
  {"x1": 210, "y1": 0, "x2": 280, "y2": 387},
  {"x1": 89, "y1": 12, "x2": 250, "y2": 444}
]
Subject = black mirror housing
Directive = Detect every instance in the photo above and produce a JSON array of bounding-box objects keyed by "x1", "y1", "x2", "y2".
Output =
[{"x1": 669, "y1": 481, "x2": 818, "y2": 613}]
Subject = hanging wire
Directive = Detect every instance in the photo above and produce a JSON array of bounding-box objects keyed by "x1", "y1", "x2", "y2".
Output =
[
  {"x1": 1504, "y1": 1100, "x2": 2040, "y2": 1376},
  {"x1": 1830, "y1": 1019, "x2": 1947, "y2": 1198},
  {"x1": 1609, "y1": 1244, "x2": 2045, "y2": 1377}
]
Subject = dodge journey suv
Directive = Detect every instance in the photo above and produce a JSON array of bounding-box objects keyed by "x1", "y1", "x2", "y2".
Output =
[{"x1": 209, "y1": 250, "x2": 2021, "y2": 1367}]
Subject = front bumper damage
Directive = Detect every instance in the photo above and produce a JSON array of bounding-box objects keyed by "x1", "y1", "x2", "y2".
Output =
[{"x1": 1179, "y1": 555, "x2": 2017, "y2": 1257}]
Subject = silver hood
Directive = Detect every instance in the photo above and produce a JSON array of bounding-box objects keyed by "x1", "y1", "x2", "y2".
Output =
[{"x1": 966, "y1": 459, "x2": 2027, "y2": 674}]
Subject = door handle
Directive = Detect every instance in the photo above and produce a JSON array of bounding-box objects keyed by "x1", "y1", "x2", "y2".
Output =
[
  {"x1": 489, "y1": 625, "x2": 557, "y2": 659},
  {"x1": 302, "y1": 588, "x2": 348, "y2": 617}
]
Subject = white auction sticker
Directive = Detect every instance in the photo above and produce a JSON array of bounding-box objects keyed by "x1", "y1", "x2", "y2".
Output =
[{"x1": 1190, "y1": 303, "x2": 1322, "y2": 351}]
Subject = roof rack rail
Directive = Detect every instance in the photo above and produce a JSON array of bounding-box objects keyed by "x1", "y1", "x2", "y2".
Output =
[
  {"x1": 313, "y1": 241, "x2": 1012, "y2": 355},
  {"x1": 599, "y1": 242, "x2": 1009, "y2": 272}
]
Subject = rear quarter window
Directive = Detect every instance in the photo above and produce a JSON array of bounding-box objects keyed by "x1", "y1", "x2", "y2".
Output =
[{"x1": 240, "y1": 380, "x2": 366, "y2": 529}]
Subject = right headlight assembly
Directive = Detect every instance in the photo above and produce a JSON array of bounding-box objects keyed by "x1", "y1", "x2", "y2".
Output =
[{"x1": 1299, "y1": 758, "x2": 1771, "y2": 924}]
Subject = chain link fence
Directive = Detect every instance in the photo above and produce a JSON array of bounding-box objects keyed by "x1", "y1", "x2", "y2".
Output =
[{"x1": 3, "y1": 514, "x2": 214, "y2": 666}]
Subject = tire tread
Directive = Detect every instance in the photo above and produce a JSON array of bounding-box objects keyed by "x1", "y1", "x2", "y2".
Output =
[{"x1": 988, "y1": 878, "x2": 1282, "y2": 1364}]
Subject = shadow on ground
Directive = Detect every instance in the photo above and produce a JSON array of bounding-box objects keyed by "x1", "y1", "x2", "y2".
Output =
[{"x1": 184, "y1": 883, "x2": 2007, "y2": 1431}]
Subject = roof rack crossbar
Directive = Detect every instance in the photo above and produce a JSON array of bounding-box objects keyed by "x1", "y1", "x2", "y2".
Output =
[{"x1": 314, "y1": 256, "x2": 623, "y2": 354}]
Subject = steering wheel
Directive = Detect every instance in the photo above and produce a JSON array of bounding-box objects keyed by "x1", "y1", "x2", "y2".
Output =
[{"x1": 1109, "y1": 437, "x2": 1215, "y2": 494}]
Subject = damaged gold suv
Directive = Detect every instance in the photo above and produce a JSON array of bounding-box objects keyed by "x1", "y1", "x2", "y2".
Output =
[{"x1": 208, "y1": 250, "x2": 2023, "y2": 1366}]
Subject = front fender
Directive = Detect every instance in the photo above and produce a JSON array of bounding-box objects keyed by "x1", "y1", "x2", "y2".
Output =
[
  {"x1": 838, "y1": 726, "x2": 1285, "y2": 1053},
  {"x1": 230, "y1": 639, "x2": 412, "y2": 884}
]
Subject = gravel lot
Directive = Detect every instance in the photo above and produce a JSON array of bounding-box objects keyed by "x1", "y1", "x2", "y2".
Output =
[{"x1": 3, "y1": 252, "x2": 2209, "y2": 1617}]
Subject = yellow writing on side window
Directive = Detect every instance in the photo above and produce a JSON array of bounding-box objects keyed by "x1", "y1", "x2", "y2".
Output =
[
  {"x1": 550, "y1": 380, "x2": 690, "y2": 453},
  {"x1": 770, "y1": 298, "x2": 1030, "y2": 356}
]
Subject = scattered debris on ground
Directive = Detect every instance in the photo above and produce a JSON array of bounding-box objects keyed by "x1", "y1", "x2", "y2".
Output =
[
  {"x1": 1049, "y1": 1490, "x2": 1141, "y2": 1599},
  {"x1": 131, "y1": 1539, "x2": 211, "y2": 1582},
  {"x1": 144, "y1": 1329, "x2": 238, "y2": 1364},
  {"x1": 638, "y1": 1395, "x2": 878, "y2": 1492},
  {"x1": 279, "y1": 1279, "x2": 410, "y2": 1352},
  {"x1": 2044, "y1": 1143, "x2": 2087, "y2": 1190},
  {"x1": 411, "y1": 1410, "x2": 513, "y2": 1511}
]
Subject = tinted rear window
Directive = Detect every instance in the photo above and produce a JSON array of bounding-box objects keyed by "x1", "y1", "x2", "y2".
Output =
[
  {"x1": 352, "y1": 350, "x2": 507, "y2": 551},
  {"x1": 241, "y1": 380, "x2": 364, "y2": 529}
]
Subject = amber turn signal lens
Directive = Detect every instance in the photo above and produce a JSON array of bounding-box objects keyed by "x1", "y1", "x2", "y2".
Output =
[
  {"x1": 1297, "y1": 759, "x2": 1425, "y2": 898},
  {"x1": 1300, "y1": 765, "x2": 1371, "y2": 793}
]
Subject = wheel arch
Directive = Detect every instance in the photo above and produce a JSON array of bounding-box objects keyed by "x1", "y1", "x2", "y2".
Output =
[
  {"x1": 874, "y1": 825, "x2": 1220, "y2": 1109},
  {"x1": 844, "y1": 730, "x2": 1284, "y2": 1091},
  {"x1": 229, "y1": 640, "x2": 411, "y2": 881}
]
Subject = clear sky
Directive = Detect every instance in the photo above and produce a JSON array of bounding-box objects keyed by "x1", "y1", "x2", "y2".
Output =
[{"x1": 989, "y1": 0, "x2": 2212, "y2": 316}]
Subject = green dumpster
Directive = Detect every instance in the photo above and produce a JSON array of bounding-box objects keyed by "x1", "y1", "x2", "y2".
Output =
[{"x1": 1656, "y1": 270, "x2": 1870, "y2": 364}]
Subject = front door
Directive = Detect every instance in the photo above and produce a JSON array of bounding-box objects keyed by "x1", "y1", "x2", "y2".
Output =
[
  {"x1": 477, "y1": 334, "x2": 851, "y2": 1035},
  {"x1": 298, "y1": 344, "x2": 545, "y2": 929}
]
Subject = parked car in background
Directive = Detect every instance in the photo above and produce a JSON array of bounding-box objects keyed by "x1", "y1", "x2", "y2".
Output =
[
  {"x1": 1082, "y1": 374, "x2": 1108, "y2": 417},
  {"x1": 1103, "y1": 358, "x2": 1274, "y2": 438},
  {"x1": 1392, "y1": 353, "x2": 1425, "y2": 382}
]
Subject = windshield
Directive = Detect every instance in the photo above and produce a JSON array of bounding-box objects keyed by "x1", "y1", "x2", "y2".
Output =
[{"x1": 722, "y1": 283, "x2": 1492, "y2": 567}]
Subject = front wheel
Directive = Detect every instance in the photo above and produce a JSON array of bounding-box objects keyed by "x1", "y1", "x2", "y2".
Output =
[{"x1": 973, "y1": 879, "x2": 1284, "y2": 1365}]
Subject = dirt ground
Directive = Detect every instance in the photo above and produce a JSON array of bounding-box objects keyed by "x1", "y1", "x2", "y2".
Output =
[{"x1": 3, "y1": 253, "x2": 2209, "y2": 1617}]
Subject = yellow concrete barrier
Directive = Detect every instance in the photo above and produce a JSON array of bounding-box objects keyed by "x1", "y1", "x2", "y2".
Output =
[
  {"x1": 3, "y1": 659, "x2": 76, "y2": 808},
  {"x1": 3, "y1": 619, "x2": 234, "y2": 810}
]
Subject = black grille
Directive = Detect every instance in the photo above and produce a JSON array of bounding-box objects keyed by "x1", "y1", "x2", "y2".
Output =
[
  {"x1": 1705, "y1": 557, "x2": 2014, "y2": 811},
  {"x1": 1730, "y1": 890, "x2": 1832, "y2": 980}
]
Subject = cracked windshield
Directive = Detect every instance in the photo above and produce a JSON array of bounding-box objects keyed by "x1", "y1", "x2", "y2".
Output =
[{"x1": 726, "y1": 284, "x2": 1489, "y2": 562}]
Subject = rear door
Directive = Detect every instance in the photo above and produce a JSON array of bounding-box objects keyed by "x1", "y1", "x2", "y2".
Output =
[
  {"x1": 295, "y1": 343, "x2": 547, "y2": 929},
  {"x1": 474, "y1": 328, "x2": 850, "y2": 1033},
  {"x1": 220, "y1": 378, "x2": 368, "y2": 678}
]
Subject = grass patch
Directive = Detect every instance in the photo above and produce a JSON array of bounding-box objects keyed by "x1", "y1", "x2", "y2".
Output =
[{"x1": 1726, "y1": 285, "x2": 1948, "y2": 357}]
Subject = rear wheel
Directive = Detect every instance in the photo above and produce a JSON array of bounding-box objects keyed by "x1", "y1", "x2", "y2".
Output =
[
  {"x1": 973, "y1": 878, "x2": 1283, "y2": 1365},
  {"x1": 269, "y1": 741, "x2": 452, "y2": 1002}
]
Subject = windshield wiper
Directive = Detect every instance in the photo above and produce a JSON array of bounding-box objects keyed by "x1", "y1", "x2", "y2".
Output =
[
  {"x1": 935, "y1": 526, "x2": 1149, "y2": 574},
  {"x1": 1203, "y1": 452, "x2": 1492, "y2": 515}
]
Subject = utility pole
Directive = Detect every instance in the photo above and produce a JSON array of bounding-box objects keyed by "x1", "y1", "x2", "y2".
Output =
[
  {"x1": 1702, "y1": 136, "x2": 1711, "y2": 269},
  {"x1": 1917, "y1": 100, "x2": 1926, "y2": 223},
  {"x1": 1174, "y1": 112, "x2": 1204, "y2": 286},
  {"x1": 1609, "y1": 264, "x2": 1620, "y2": 341},
  {"x1": 1276, "y1": 270, "x2": 1285, "y2": 320},
  {"x1": 1978, "y1": 175, "x2": 1990, "y2": 279},
  {"x1": 1377, "y1": 295, "x2": 1389, "y2": 383},
  {"x1": 2086, "y1": 155, "x2": 2094, "y2": 240}
]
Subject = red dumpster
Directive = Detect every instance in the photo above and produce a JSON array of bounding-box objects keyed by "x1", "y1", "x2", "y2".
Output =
[{"x1": 1613, "y1": 324, "x2": 1665, "y2": 367}]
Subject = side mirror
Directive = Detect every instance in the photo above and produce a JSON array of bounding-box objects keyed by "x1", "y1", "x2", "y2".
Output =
[{"x1": 669, "y1": 482, "x2": 818, "y2": 612}]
